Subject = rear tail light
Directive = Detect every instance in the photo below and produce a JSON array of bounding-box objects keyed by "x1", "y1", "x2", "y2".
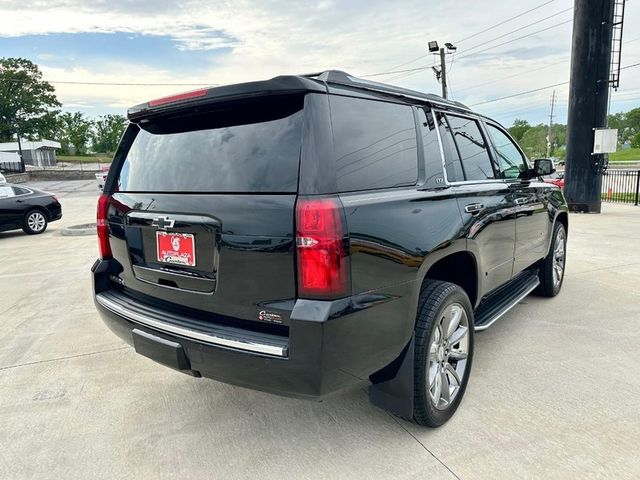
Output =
[
  {"x1": 97, "y1": 193, "x2": 112, "y2": 259},
  {"x1": 148, "y1": 88, "x2": 208, "y2": 107},
  {"x1": 296, "y1": 197, "x2": 349, "y2": 298}
]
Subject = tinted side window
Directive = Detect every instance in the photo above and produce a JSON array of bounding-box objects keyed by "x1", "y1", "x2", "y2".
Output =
[
  {"x1": 331, "y1": 96, "x2": 418, "y2": 192},
  {"x1": 418, "y1": 108, "x2": 446, "y2": 188},
  {"x1": 447, "y1": 115, "x2": 495, "y2": 181},
  {"x1": 435, "y1": 112, "x2": 464, "y2": 182},
  {"x1": 485, "y1": 124, "x2": 527, "y2": 179},
  {"x1": 12, "y1": 186, "x2": 29, "y2": 195}
]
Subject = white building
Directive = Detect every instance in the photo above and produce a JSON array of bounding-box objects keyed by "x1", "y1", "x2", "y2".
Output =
[{"x1": 0, "y1": 140, "x2": 61, "y2": 167}]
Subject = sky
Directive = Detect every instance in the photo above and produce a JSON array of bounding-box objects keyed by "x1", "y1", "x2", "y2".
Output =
[{"x1": 0, "y1": 0, "x2": 639, "y2": 127}]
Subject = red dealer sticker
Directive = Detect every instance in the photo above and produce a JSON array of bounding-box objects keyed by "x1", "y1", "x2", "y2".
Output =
[{"x1": 156, "y1": 232, "x2": 196, "y2": 267}]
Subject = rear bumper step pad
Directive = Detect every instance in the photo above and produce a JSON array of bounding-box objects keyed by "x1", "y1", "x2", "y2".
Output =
[{"x1": 96, "y1": 290, "x2": 289, "y2": 357}]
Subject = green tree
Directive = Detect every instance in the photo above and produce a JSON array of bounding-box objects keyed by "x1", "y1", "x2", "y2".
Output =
[
  {"x1": 0, "y1": 57, "x2": 61, "y2": 142},
  {"x1": 519, "y1": 124, "x2": 547, "y2": 158},
  {"x1": 58, "y1": 112, "x2": 93, "y2": 155},
  {"x1": 631, "y1": 132, "x2": 640, "y2": 149},
  {"x1": 508, "y1": 118, "x2": 531, "y2": 142},
  {"x1": 92, "y1": 114, "x2": 127, "y2": 154},
  {"x1": 607, "y1": 112, "x2": 627, "y2": 142},
  {"x1": 626, "y1": 107, "x2": 640, "y2": 137}
]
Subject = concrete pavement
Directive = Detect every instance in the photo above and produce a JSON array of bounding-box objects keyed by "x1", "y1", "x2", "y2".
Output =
[{"x1": 0, "y1": 181, "x2": 639, "y2": 479}]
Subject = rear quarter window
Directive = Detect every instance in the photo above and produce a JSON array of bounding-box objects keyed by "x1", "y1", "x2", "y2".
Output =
[
  {"x1": 330, "y1": 96, "x2": 418, "y2": 192},
  {"x1": 117, "y1": 96, "x2": 304, "y2": 193}
]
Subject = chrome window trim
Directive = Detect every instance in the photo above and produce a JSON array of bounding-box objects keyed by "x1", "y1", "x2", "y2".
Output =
[
  {"x1": 427, "y1": 106, "x2": 451, "y2": 187},
  {"x1": 430, "y1": 108, "x2": 504, "y2": 186}
]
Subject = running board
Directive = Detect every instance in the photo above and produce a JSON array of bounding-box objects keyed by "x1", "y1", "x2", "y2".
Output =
[{"x1": 474, "y1": 271, "x2": 540, "y2": 331}]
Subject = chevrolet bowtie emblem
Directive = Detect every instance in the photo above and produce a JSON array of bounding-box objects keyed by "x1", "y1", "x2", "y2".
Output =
[{"x1": 151, "y1": 216, "x2": 175, "y2": 230}]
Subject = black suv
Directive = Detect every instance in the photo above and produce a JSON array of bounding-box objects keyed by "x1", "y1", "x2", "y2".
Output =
[{"x1": 93, "y1": 71, "x2": 568, "y2": 427}]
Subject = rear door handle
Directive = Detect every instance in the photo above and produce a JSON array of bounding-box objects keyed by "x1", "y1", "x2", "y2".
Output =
[{"x1": 464, "y1": 203, "x2": 484, "y2": 214}]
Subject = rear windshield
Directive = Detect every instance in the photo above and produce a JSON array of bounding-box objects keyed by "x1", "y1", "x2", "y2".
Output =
[{"x1": 117, "y1": 96, "x2": 304, "y2": 192}]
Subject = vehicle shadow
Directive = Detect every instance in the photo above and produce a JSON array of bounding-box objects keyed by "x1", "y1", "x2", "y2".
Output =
[{"x1": 0, "y1": 231, "x2": 27, "y2": 239}]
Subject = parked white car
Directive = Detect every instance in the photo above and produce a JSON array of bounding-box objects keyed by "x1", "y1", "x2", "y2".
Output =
[{"x1": 0, "y1": 172, "x2": 6, "y2": 183}]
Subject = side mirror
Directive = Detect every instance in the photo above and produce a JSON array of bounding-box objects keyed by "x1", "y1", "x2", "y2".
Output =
[{"x1": 533, "y1": 158, "x2": 555, "y2": 176}]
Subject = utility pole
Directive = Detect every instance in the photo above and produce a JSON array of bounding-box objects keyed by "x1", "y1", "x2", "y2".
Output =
[
  {"x1": 546, "y1": 90, "x2": 556, "y2": 157},
  {"x1": 439, "y1": 48, "x2": 448, "y2": 99},
  {"x1": 429, "y1": 41, "x2": 456, "y2": 100},
  {"x1": 564, "y1": 0, "x2": 616, "y2": 213}
]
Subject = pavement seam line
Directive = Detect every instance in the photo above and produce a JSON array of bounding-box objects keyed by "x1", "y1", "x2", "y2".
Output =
[
  {"x1": 385, "y1": 411, "x2": 463, "y2": 480},
  {"x1": 567, "y1": 261, "x2": 640, "y2": 276},
  {"x1": 0, "y1": 345, "x2": 131, "y2": 371}
]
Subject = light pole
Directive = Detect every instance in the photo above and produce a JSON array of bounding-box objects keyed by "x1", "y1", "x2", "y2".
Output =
[
  {"x1": 15, "y1": 121, "x2": 25, "y2": 173},
  {"x1": 429, "y1": 41, "x2": 457, "y2": 99}
]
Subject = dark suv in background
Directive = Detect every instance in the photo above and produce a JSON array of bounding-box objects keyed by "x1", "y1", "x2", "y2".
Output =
[{"x1": 92, "y1": 71, "x2": 568, "y2": 427}]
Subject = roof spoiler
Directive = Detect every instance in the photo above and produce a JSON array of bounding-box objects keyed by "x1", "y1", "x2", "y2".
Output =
[{"x1": 127, "y1": 76, "x2": 325, "y2": 122}]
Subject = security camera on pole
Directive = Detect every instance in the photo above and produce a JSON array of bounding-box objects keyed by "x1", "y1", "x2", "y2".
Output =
[{"x1": 429, "y1": 41, "x2": 456, "y2": 99}]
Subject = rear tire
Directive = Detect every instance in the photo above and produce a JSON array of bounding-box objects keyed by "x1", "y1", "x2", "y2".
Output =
[
  {"x1": 22, "y1": 210, "x2": 48, "y2": 235},
  {"x1": 413, "y1": 280, "x2": 474, "y2": 427},
  {"x1": 535, "y1": 222, "x2": 566, "y2": 297}
]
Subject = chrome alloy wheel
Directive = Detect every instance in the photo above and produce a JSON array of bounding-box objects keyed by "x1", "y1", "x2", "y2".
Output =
[
  {"x1": 27, "y1": 211, "x2": 46, "y2": 232},
  {"x1": 427, "y1": 303, "x2": 470, "y2": 410},
  {"x1": 552, "y1": 227, "x2": 566, "y2": 289}
]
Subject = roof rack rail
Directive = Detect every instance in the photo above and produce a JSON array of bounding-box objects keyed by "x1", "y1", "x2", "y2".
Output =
[{"x1": 300, "y1": 70, "x2": 470, "y2": 110}]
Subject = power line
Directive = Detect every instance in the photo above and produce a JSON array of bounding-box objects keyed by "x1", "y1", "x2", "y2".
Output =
[
  {"x1": 455, "y1": 0, "x2": 556, "y2": 43},
  {"x1": 456, "y1": 58, "x2": 568, "y2": 93},
  {"x1": 385, "y1": 56, "x2": 437, "y2": 83},
  {"x1": 456, "y1": 19, "x2": 573, "y2": 61},
  {"x1": 50, "y1": 80, "x2": 216, "y2": 86},
  {"x1": 470, "y1": 62, "x2": 640, "y2": 107},
  {"x1": 363, "y1": 18, "x2": 573, "y2": 80},
  {"x1": 470, "y1": 81, "x2": 570, "y2": 106},
  {"x1": 621, "y1": 62, "x2": 640, "y2": 70},
  {"x1": 458, "y1": 7, "x2": 573, "y2": 57},
  {"x1": 385, "y1": 67, "x2": 427, "y2": 83},
  {"x1": 361, "y1": 65, "x2": 431, "y2": 78},
  {"x1": 0, "y1": 75, "x2": 218, "y2": 87},
  {"x1": 376, "y1": 0, "x2": 557, "y2": 74},
  {"x1": 455, "y1": 35, "x2": 640, "y2": 94},
  {"x1": 383, "y1": 55, "x2": 431, "y2": 74}
]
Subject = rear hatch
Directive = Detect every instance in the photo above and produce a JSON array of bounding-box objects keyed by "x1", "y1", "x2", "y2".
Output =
[{"x1": 105, "y1": 95, "x2": 305, "y2": 328}]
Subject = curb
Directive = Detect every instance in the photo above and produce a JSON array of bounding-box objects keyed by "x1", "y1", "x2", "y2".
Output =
[{"x1": 61, "y1": 223, "x2": 96, "y2": 236}]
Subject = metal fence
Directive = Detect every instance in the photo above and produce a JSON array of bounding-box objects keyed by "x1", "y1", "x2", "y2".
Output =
[
  {"x1": 0, "y1": 161, "x2": 24, "y2": 174},
  {"x1": 601, "y1": 169, "x2": 640, "y2": 205}
]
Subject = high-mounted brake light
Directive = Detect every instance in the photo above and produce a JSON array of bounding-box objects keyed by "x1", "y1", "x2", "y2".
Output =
[
  {"x1": 97, "y1": 193, "x2": 112, "y2": 259},
  {"x1": 148, "y1": 88, "x2": 208, "y2": 107},
  {"x1": 296, "y1": 198, "x2": 348, "y2": 298}
]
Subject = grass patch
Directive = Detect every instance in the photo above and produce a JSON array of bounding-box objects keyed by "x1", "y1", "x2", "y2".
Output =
[
  {"x1": 602, "y1": 192, "x2": 638, "y2": 203},
  {"x1": 609, "y1": 148, "x2": 640, "y2": 162},
  {"x1": 58, "y1": 155, "x2": 112, "y2": 163}
]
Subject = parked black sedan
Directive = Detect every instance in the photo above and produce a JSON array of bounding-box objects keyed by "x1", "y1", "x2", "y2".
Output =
[{"x1": 0, "y1": 184, "x2": 62, "y2": 234}]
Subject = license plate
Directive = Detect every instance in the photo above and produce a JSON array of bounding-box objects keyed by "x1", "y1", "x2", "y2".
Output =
[{"x1": 156, "y1": 232, "x2": 196, "y2": 267}]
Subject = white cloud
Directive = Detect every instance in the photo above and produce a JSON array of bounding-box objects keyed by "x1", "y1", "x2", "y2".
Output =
[{"x1": 1, "y1": 0, "x2": 639, "y2": 122}]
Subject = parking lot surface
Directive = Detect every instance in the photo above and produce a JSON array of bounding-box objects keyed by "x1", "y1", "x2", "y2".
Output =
[{"x1": 1, "y1": 180, "x2": 639, "y2": 479}]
